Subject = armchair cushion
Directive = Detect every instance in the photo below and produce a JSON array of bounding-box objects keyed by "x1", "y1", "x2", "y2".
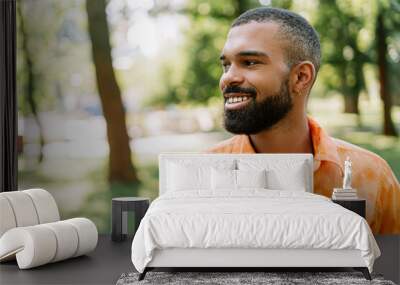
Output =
[
  {"x1": 0, "y1": 189, "x2": 98, "y2": 269},
  {"x1": 0, "y1": 189, "x2": 59, "y2": 237},
  {"x1": 0, "y1": 218, "x2": 97, "y2": 269}
]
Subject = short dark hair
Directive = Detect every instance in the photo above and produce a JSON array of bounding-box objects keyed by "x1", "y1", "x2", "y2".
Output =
[{"x1": 232, "y1": 7, "x2": 321, "y2": 73}]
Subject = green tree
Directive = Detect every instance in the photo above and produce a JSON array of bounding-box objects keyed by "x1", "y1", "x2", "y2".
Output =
[
  {"x1": 314, "y1": 1, "x2": 370, "y2": 115},
  {"x1": 17, "y1": 0, "x2": 46, "y2": 162},
  {"x1": 147, "y1": 1, "x2": 295, "y2": 106},
  {"x1": 17, "y1": 1, "x2": 85, "y2": 161},
  {"x1": 150, "y1": 1, "x2": 264, "y2": 106},
  {"x1": 86, "y1": 0, "x2": 139, "y2": 183},
  {"x1": 375, "y1": 0, "x2": 398, "y2": 136},
  {"x1": 315, "y1": 0, "x2": 399, "y2": 136}
]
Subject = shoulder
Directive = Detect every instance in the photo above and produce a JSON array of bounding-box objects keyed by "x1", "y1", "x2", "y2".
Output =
[
  {"x1": 332, "y1": 137, "x2": 397, "y2": 182},
  {"x1": 333, "y1": 137, "x2": 382, "y2": 162}
]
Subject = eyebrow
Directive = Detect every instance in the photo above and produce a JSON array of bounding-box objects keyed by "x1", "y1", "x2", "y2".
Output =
[{"x1": 219, "y1": 50, "x2": 270, "y2": 61}]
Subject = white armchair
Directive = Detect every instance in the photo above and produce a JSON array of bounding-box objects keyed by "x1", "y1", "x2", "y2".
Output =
[{"x1": 0, "y1": 189, "x2": 98, "y2": 269}]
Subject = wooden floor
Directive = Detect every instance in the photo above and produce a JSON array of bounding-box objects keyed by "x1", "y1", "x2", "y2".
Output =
[
  {"x1": 1, "y1": 234, "x2": 398, "y2": 284},
  {"x1": 0, "y1": 234, "x2": 134, "y2": 285}
]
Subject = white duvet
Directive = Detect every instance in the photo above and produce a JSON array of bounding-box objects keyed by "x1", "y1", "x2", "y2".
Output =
[{"x1": 131, "y1": 190, "x2": 380, "y2": 273}]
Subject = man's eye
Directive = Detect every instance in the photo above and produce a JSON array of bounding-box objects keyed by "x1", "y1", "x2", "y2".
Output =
[
  {"x1": 244, "y1": 60, "x2": 258, "y2": 66},
  {"x1": 222, "y1": 63, "x2": 230, "y2": 72}
]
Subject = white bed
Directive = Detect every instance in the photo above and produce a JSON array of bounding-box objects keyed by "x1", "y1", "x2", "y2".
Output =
[{"x1": 131, "y1": 153, "x2": 380, "y2": 280}]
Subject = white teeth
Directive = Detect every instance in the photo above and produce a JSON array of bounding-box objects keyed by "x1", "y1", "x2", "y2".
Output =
[{"x1": 227, "y1": 96, "x2": 250, "y2": 104}]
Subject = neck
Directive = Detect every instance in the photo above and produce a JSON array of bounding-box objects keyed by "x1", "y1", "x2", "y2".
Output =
[{"x1": 249, "y1": 112, "x2": 313, "y2": 154}]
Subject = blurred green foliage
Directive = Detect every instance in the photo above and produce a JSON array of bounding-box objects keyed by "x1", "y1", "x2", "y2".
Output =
[
  {"x1": 315, "y1": 0, "x2": 400, "y2": 113},
  {"x1": 17, "y1": 0, "x2": 93, "y2": 115},
  {"x1": 17, "y1": 0, "x2": 399, "y2": 131},
  {"x1": 157, "y1": 0, "x2": 259, "y2": 105},
  {"x1": 153, "y1": 0, "x2": 399, "y2": 120},
  {"x1": 314, "y1": 1, "x2": 371, "y2": 114}
]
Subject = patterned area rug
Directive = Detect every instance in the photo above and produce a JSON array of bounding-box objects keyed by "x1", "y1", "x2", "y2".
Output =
[{"x1": 116, "y1": 271, "x2": 396, "y2": 285}]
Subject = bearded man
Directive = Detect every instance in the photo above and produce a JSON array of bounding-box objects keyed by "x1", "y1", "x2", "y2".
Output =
[{"x1": 207, "y1": 7, "x2": 400, "y2": 234}]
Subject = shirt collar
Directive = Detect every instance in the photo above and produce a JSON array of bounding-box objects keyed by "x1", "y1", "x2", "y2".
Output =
[
  {"x1": 308, "y1": 117, "x2": 343, "y2": 173},
  {"x1": 236, "y1": 117, "x2": 343, "y2": 173}
]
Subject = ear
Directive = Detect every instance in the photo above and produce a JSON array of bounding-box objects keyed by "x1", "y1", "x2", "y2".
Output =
[{"x1": 289, "y1": 61, "x2": 315, "y2": 96}]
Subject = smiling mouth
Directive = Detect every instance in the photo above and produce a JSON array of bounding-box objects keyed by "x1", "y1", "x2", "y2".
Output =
[{"x1": 224, "y1": 95, "x2": 253, "y2": 110}]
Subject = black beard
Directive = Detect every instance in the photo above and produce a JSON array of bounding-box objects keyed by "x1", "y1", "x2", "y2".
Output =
[{"x1": 223, "y1": 79, "x2": 293, "y2": 134}]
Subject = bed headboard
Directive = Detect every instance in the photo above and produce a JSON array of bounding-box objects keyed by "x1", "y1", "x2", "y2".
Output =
[{"x1": 159, "y1": 153, "x2": 314, "y2": 195}]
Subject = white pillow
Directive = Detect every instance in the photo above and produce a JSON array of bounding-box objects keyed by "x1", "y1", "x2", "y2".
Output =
[
  {"x1": 211, "y1": 169, "x2": 267, "y2": 190},
  {"x1": 266, "y1": 167, "x2": 307, "y2": 191},
  {"x1": 166, "y1": 159, "x2": 236, "y2": 192},
  {"x1": 236, "y1": 169, "x2": 267, "y2": 188},
  {"x1": 167, "y1": 162, "x2": 210, "y2": 191},
  {"x1": 238, "y1": 159, "x2": 308, "y2": 191},
  {"x1": 211, "y1": 168, "x2": 236, "y2": 190}
]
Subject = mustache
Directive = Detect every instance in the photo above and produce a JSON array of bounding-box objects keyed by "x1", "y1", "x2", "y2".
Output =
[{"x1": 223, "y1": 85, "x2": 256, "y2": 97}]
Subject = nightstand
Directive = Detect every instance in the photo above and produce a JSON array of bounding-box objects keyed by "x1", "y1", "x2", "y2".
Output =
[
  {"x1": 332, "y1": 198, "x2": 366, "y2": 218},
  {"x1": 111, "y1": 197, "x2": 150, "y2": 242}
]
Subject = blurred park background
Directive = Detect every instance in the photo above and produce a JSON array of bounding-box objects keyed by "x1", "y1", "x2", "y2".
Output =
[{"x1": 16, "y1": 0, "x2": 400, "y2": 233}]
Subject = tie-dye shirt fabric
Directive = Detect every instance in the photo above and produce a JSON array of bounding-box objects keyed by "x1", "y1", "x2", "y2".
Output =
[{"x1": 207, "y1": 117, "x2": 400, "y2": 234}]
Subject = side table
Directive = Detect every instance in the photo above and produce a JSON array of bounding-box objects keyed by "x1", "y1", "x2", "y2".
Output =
[
  {"x1": 332, "y1": 198, "x2": 366, "y2": 218},
  {"x1": 112, "y1": 197, "x2": 150, "y2": 242}
]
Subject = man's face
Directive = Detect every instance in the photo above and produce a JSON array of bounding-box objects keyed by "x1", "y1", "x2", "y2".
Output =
[{"x1": 219, "y1": 21, "x2": 293, "y2": 134}]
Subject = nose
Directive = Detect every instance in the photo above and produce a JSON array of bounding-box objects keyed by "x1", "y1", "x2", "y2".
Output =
[{"x1": 220, "y1": 64, "x2": 245, "y2": 90}]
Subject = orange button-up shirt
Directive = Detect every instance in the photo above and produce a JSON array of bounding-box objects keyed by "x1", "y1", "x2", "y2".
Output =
[{"x1": 207, "y1": 117, "x2": 400, "y2": 234}]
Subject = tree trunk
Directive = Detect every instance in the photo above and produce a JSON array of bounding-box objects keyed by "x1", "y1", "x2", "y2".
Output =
[
  {"x1": 86, "y1": 0, "x2": 139, "y2": 183},
  {"x1": 344, "y1": 93, "x2": 359, "y2": 114},
  {"x1": 377, "y1": 11, "x2": 397, "y2": 136},
  {"x1": 340, "y1": 66, "x2": 359, "y2": 114},
  {"x1": 17, "y1": 1, "x2": 45, "y2": 162}
]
